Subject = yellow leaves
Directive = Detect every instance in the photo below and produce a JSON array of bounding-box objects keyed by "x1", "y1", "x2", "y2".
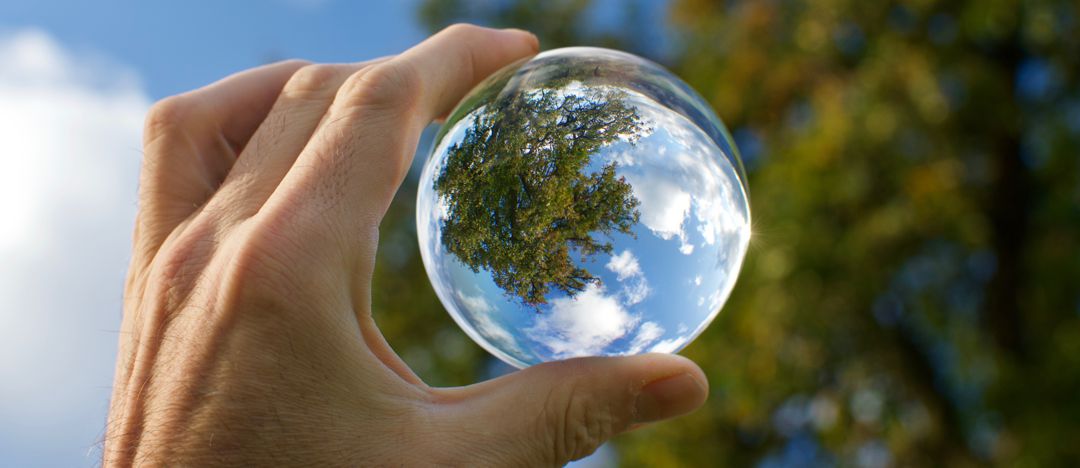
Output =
[
  {"x1": 960, "y1": 0, "x2": 1020, "y2": 42},
  {"x1": 900, "y1": 52, "x2": 951, "y2": 126},
  {"x1": 784, "y1": 334, "x2": 826, "y2": 374},
  {"x1": 741, "y1": 0, "x2": 779, "y2": 33},
  {"x1": 1023, "y1": 5, "x2": 1058, "y2": 46},
  {"x1": 748, "y1": 350, "x2": 779, "y2": 387},
  {"x1": 1053, "y1": 322, "x2": 1080, "y2": 365},
  {"x1": 813, "y1": 79, "x2": 854, "y2": 162},
  {"x1": 865, "y1": 104, "x2": 899, "y2": 142},
  {"x1": 862, "y1": 201, "x2": 915, "y2": 244},
  {"x1": 797, "y1": 18, "x2": 829, "y2": 52},
  {"x1": 760, "y1": 248, "x2": 794, "y2": 280},
  {"x1": 905, "y1": 157, "x2": 962, "y2": 201},
  {"x1": 710, "y1": 48, "x2": 767, "y2": 119},
  {"x1": 669, "y1": 0, "x2": 724, "y2": 29}
]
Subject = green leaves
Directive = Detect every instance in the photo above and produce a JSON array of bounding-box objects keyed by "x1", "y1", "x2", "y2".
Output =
[
  {"x1": 434, "y1": 83, "x2": 642, "y2": 306},
  {"x1": 408, "y1": 0, "x2": 1080, "y2": 464}
]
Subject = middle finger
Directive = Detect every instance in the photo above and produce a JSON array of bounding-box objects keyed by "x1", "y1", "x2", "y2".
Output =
[{"x1": 208, "y1": 58, "x2": 391, "y2": 224}]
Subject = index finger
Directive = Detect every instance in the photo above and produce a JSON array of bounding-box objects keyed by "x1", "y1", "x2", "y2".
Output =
[
  {"x1": 255, "y1": 24, "x2": 539, "y2": 329},
  {"x1": 269, "y1": 24, "x2": 539, "y2": 224},
  {"x1": 399, "y1": 24, "x2": 540, "y2": 122}
]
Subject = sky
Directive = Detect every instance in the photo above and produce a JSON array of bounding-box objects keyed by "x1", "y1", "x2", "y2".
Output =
[
  {"x1": 416, "y1": 80, "x2": 751, "y2": 369},
  {"x1": 0, "y1": 1, "x2": 1065, "y2": 465},
  {"x1": 0, "y1": 0, "x2": 427, "y2": 99},
  {"x1": 0, "y1": 1, "x2": 431, "y2": 465},
  {"x1": 0, "y1": 1, "x2": 624, "y2": 465}
]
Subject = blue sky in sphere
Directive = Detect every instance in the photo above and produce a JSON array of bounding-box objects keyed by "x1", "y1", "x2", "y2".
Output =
[
  {"x1": 416, "y1": 64, "x2": 750, "y2": 374},
  {"x1": 0, "y1": 2, "x2": 632, "y2": 466},
  {"x1": 0, "y1": 2, "x2": 1066, "y2": 465}
]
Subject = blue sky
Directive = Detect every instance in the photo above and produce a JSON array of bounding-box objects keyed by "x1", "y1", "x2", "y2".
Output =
[
  {"x1": 1, "y1": 2, "x2": 1065, "y2": 465},
  {"x1": 0, "y1": 0, "x2": 427, "y2": 99},
  {"x1": 0, "y1": 2, "x2": 629, "y2": 466},
  {"x1": 0, "y1": 1, "x2": 627, "y2": 466},
  {"x1": 414, "y1": 58, "x2": 751, "y2": 372},
  {"x1": 0, "y1": 1, "x2": 433, "y2": 465}
]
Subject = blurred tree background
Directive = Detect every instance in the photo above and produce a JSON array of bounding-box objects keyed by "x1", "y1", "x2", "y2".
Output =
[{"x1": 370, "y1": 0, "x2": 1080, "y2": 465}]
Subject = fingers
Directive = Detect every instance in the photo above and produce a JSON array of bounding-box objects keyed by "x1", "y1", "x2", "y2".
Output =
[
  {"x1": 140, "y1": 25, "x2": 538, "y2": 391},
  {"x1": 252, "y1": 25, "x2": 538, "y2": 319},
  {"x1": 433, "y1": 354, "x2": 708, "y2": 466},
  {"x1": 268, "y1": 25, "x2": 539, "y2": 230},
  {"x1": 195, "y1": 60, "x2": 315, "y2": 154},
  {"x1": 398, "y1": 24, "x2": 540, "y2": 122},
  {"x1": 137, "y1": 60, "x2": 307, "y2": 255},
  {"x1": 208, "y1": 59, "x2": 389, "y2": 223}
]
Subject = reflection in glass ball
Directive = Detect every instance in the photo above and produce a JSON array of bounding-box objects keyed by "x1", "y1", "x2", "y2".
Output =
[{"x1": 417, "y1": 47, "x2": 750, "y2": 368}]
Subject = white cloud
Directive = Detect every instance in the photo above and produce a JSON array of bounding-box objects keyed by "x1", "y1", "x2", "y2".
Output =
[
  {"x1": 456, "y1": 289, "x2": 494, "y2": 314},
  {"x1": 527, "y1": 284, "x2": 638, "y2": 358},
  {"x1": 0, "y1": 29, "x2": 150, "y2": 462},
  {"x1": 705, "y1": 287, "x2": 727, "y2": 312},
  {"x1": 623, "y1": 279, "x2": 651, "y2": 306},
  {"x1": 608, "y1": 92, "x2": 751, "y2": 255},
  {"x1": 604, "y1": 249, "x2": 650, "y2": 305},
  {"x1": 605, "y1": 249, "x2": 642, "y2": 281},
  {"x1": 470, "y1": 307, "x2": 524, "y2": 356},
  {"x1": 626, "y1": 173, "x2": 692, "y2": 244},
  {"x1": 693, "y1": 275, "x2": 703, "y2": 286},
  {"x1": 454, "y1": 289, "x2": 524, "y2": 356},
  {"x1": 625, "y1": 321, "x2": 664, "y2": 354},
  {"x1": 650, "y1": 338, "x2": 683, "y2": 353}
]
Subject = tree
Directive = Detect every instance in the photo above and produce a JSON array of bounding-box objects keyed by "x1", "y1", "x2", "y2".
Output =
[
  {"x1": 434, "y1": 82, "x2": 645, "y2": 306},
  {"x1": 406, "y1": 0, "x2": 1080, "y2": 466}
]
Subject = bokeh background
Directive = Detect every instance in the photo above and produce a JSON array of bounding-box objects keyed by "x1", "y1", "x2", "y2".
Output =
[{"x1": 1, "y1": 0, "x2": 1078, "y2": 466}]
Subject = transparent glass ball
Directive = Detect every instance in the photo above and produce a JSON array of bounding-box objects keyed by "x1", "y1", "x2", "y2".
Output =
[{"x1": 417, "y1": 47, "x2": 750, "y2": 368}]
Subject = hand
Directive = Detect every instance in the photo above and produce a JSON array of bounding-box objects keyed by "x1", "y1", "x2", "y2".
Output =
[{"x1": 106, "y1": 24, "x2": 708, "y2": 466}]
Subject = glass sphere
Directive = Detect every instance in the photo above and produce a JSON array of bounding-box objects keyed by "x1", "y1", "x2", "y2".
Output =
[{"x1": 417, "y1": 47, "x2": 750, "y2": 368}]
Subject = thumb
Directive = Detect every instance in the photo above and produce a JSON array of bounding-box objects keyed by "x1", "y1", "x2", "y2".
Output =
[{"x1": 437, "y1": 354, "x2": 708, "y2": 466}]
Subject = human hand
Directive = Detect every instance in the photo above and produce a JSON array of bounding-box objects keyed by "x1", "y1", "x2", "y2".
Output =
[{"x1": 106, "y1": 24, "x2": 708, "y2": 466}]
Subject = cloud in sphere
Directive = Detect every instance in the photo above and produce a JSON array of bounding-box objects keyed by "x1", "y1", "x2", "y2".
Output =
[
  {"x1": 0, "y1": 29, "x2": 150, "y2": 464},
  {"x1": 605, "y1": 249, "x2": 651, "y2": 306},
  {"x1": 609, "y1": 93, "x2": 750, "y2": 256},
  {"x1": 528, "y1": 283, "x2": 638, "y2": 357},
  {"x1": 606, "y1": 249, "x2": 643, "y2": 281}
]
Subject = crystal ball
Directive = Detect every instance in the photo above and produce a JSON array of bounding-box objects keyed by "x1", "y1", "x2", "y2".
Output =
[{"x1": 417, "y1": 47, "x2": 750, "y2": 368}]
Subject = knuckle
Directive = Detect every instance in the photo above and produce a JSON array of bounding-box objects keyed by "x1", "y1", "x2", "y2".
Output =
[
  {"x1": 276, "y1": 58, "x2": 311, "y2": 69},
  {"x1": 220, "y1": 210, "x2": 342, "y2": 312},
  {"x1": 228, "y1": 221, "x2": 308, "y2": 293},
  {"x1": 220, "y1": 237, "x2": 309, "y2": 317},
  {"x1": 337, "y1": 60, "x2": 421, "y2": 113},
  {"x1": 143, "y1": 95, "x2": 196, "y2": 141},
  {"x1": 282, "y1": 63, "x2": 344, "y2": 99},
  {"x1": 436, "y1": 24, "x2": 481, "y2": 86},
  {"x1": 540, "y1": 382, "x2": 617, "y2": 464},
  {"x1": 144, "y1": 217, "x2": 219, "y2": 311},
  {"x1": 441, "y1": 23, "x2": 484, "y2": 40}
]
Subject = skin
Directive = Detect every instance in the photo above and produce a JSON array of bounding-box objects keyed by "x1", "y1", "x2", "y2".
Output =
[{"x1": 105, "y1": 24, "x2": 708, "y2": 466}]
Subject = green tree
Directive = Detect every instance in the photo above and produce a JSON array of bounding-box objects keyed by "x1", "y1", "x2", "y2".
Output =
[
  {"x1": 403, "y1": 0, "x2": 1080, "y2": 466},
  {"x1": 435, "y1": 84, "x2": 645, "y2": 306}
]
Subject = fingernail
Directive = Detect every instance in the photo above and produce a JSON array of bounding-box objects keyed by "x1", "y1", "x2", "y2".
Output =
[{"x1": 634, "y1": 373, "x2": 708, "y2": 423}]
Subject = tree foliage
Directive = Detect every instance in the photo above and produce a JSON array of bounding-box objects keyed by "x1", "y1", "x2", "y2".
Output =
[
  {"x1": 435, "y1": 85, "x2": 644, "y2": 305},
  {"x1": 367, "y1": 0, "x2": 1080, "y2": 465}
]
